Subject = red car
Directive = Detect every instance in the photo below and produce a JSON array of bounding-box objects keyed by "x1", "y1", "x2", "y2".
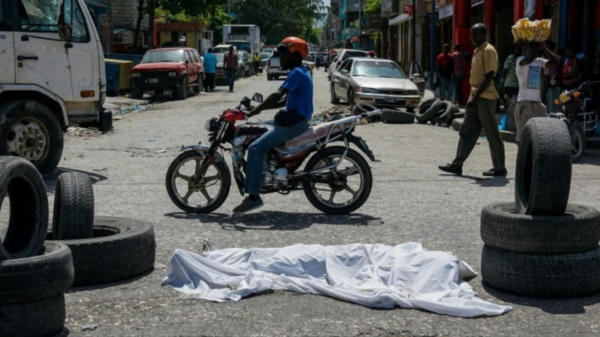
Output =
[{"x1": 131, "y1": 48, "x2": 204, "y2": 100}]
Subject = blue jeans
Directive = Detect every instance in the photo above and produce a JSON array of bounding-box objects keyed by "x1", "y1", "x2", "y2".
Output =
[
  {"x1": 226, "y1": 68, "x2": 236, "y2": 91},
  {"x1": 439, "y1": 77, "x2": 454, "y2": 101},
  {"x1": 454, "y1": 75, "x2": 464, "y2": 105},
  {"x1": 244, "y1": 119, "x2": 309, "y2": 195}
]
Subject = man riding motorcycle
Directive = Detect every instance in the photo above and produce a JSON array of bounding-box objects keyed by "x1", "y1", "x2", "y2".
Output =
[{"x1": 233, "y1": 37, "x2": 314, "y2": 213}]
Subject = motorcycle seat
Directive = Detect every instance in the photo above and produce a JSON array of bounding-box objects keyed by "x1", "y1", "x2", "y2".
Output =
[
  {"x1": 236, "y1": 124, "x2": 271, "y2": 136},
  {"x1": 286, "y1": 118, "x2": 354, "y2": 147}
]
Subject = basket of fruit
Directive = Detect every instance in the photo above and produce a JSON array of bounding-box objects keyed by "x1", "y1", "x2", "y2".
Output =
[{"x1": 512, "y1": 18, "x2": 552, "y2": 42}]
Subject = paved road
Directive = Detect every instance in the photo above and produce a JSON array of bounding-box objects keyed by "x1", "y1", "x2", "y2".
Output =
[{"x1": 9, "y1": 69, "x2": 600, "y2": 336}]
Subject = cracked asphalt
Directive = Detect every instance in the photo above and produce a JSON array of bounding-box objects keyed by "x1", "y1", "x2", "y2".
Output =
[{"x1": 3, "y1": 69, "x2": 600, "y2": 337}]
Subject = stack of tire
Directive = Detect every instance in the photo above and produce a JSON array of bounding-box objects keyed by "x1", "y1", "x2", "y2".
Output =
[
  {"x1": 0, "y1": 157, "x2": 73, "y2": 336},
  {"x1": 480, "y1": 118, "x2": 600, "y2": 298},
  {"x1": 415, "y1": 98, "x2": 464, "y2": 126}
]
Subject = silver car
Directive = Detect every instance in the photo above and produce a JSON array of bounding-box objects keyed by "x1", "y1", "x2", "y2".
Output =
[{"x1": 330, "y1": 58, "x2": 421, "y2": 112}]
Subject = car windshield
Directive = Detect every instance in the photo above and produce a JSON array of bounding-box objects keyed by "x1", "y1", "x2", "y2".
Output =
[
  {"x1": 214, "y1": 53, "x2": 225, "y2": 62},
  {"x1": 142, "y1": 50, "x2": 183, "y2": 63},
  {"x1": 342, "y1": 51, "x2": 369, "y2": 60},
  {"x1": 352, "y1": 61, "x2": 408, "y2": 79},
  {"x1": 230, "y1": 42, "x2": 251, "y2": 53}
]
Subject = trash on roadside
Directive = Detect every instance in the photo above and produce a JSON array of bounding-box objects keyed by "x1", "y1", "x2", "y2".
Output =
[
  {"x1": 155, "y1": 149, "x2": 167, "y2": 154},
  {"x1": 310, "y1": 106, "x2": 353, "y2": 125},
  {"x1": 80, "y1": 323, "x2": 98, "y2": 331},
  {"x1": 66, "y1": 126, "x2": 102, "y2": 137},
  {"x1": 149, "y1": 138, "x2": 157, "y2": 142}
]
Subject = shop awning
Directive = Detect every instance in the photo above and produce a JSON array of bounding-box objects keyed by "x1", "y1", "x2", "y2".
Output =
[{"x1": 389, "y1": 14, "x2": 409, "y2": 26}]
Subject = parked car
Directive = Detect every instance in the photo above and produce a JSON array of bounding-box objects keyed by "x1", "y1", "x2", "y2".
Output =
[
  {"x1": 259, "y1": 51, "x2": 272, "y2": 72},
  {"x1": 237, "y1": 51, "x2": 253, "y2": 78},
  {"x1": 328, "y1": 49, "x2": 369, "y2": 81},
  {"x1": 131, "y1": 47, "x2": 204, "y2": 100},
  {"x1": 330, "y1": 57, "x2": 421, "y2": 112},
  {"x1": 266, "y1": 54, "x2": 290, "y2": 80},
  {"x1": 214, "y1": 44, "x2": 236, "y2": 83}
]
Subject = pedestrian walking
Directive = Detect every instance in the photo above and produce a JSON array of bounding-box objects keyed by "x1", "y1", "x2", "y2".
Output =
[
  {"x1": 436, "y1": 43, "x2": 454, "y2": 101},
  {"x1": 253, "y1": 52, "x2": 260, "y2": 76},
  {"x1": 203, "y1": 48, "x2": 217, "y2": 92},
  {"x1": 438, "y1": 23, "x2": 507, "y2": 177},
  {"x1": 224, "y1": 46, "x2": 238, "y2": 92},
  {"x1": 502, "y1": 43, "x2": 521, "y2": 108},
  {"x1": 452, "y1": 43, "x2": 469, "y2": 107},
  {"x1": 561, "y1": 45, "x2": 582, "y2": 91},
  {"x1": 514, "y1": 41, "x2": 560, "y2": 143}
]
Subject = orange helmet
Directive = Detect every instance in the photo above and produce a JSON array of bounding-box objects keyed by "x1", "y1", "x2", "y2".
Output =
[{"x1": 277, "y1": 37, "x2": 308, "y2": 59}]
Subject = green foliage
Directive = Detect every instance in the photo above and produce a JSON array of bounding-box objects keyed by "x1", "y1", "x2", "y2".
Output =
[{"x1": 365, "y1": 0, "x2": 381, "y2": 14}]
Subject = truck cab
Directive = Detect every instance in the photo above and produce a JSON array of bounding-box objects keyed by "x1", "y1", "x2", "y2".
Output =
[{"x1": 0, "y1": 0, "x2": 106, "y2": 174}]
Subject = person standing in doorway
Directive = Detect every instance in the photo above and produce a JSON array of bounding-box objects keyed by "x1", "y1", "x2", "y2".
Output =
[
  {"x1": 561, "y1": 45, "x2": 582, "y2": 91},
  {"x1": 514, "y1": 41, "x2": 559, "y2": 143},
  {"x1": 224, "y1": 46, "x2": 238, "y2": 93},
  {"x1": 203, "y1": 48, "x2": 217, "y2": 92},
  {"x1": 438, "y1": 23, "x2": 506, "y2": 177},
  {"x1": 502, "y1": 43, "x2": 522, "y2": 108},
  {"x1": 436, "y1": 43, "x2": 454, "y2": 101},
  {"x1": 452, "y1": 43, "x2": 469, "y2": 107}
]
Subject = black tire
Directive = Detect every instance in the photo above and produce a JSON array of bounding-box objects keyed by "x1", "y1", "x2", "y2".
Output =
[
  {"x1": 132, "y1": 87, "x2": 143, "y2": 99},
  {"x1": 515, "y1": 117, "x2": 572, "y2": 216},
  {"x1": 52, "y1": 172, "x2": 94, "y2": 240},
  {"x1": 193, "y1": 74, "x2": 203, "y2": 94},
  {"x1": 406, "y1": 107, "x2": 415, "y2": 113},
  {"x1": 48, "y1": 216, "x2": 156, "y2": 287},
  {"x1": 347, "y1": 88, "x2": 355, "y2": 106},
  {"x1": 0, "y1": 100, "x2": 63, "y2": 174},
  {"x1": 267, "y1": 74, "x2": 273, "y2": 81},
  {"x1": 415, "y1": 99, "x2": 441, "y2": 124},
  {"x1": 303, "y1": 147, "x2": 372, "y2": 214},
  {"x1": 166, "y1": 150, "x2": 231, "y2": 213},
  {"x1": 436, "y1": 101, "x2": 454, "y2": 121},
  {"x1": 177, "y1": 77, "x2": 188, "y2": 100},
  {"x1": 481, "y1": 245, "x2": 600, "y2": 298},
  {"x1": 0, "y1": 157, "x2": 48, "y2": 260},
  {"x1": 0, "y1": 241, "x2": 73, "y2": 304},
  {"x1": 381, "y1": 109, "x2": 415, "y2": 124},
  {"x1": 570, "y1": 122, "x2": 585, "y2": 163},
  {"x1": 331, "y1": 85, "x2": 340, "y2": 104},
  {"x1": 481, "y1": 202, "x2": 600, "y2": 254},
  {"x1": 0, "y1": 294, "x2": 66, "y2": 337}
]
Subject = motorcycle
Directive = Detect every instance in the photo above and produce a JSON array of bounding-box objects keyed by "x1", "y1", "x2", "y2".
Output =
[
  {"x1": 551, "y1": 81, "x2": 600, "y2": 162},
  {"x1": 166, "y1": 94, "x2": 381, "y2": 214}
]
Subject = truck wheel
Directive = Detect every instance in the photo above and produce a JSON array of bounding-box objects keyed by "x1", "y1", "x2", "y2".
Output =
[
  {"x1": 0, "y1": 294, "x2": 66, "y2": 337},
  {"x1": 0, "y1": 100, "x2": 63, "y2": 175},
  {"x1": 267, "y1": 75, "x2": 273, "y2": 81},
  {"x1": 177, "y1": 77, "x2": 188, "y2": 100},
  {"x1": 52, "y1": 172, "x2": 94, "y2": 240}
]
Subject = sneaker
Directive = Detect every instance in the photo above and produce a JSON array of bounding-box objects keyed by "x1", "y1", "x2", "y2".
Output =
[
  {"x1": 233, "y1": 197, "x2": 264, "y2": 213},
  {"x1": 438, "y1": 163, "x2": 462, "y2": 176},
  {"x1": 483, "y1": 168, "x2": 507, "y2": 176}
]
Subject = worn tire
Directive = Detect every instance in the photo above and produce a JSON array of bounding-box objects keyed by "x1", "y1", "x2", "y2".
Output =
[
  {"x1": 0, "y1": 157, "x2": 48, "y2": 260},
  {"x1": 0, "y1": 100, "x2": 63, "y2": 174},
  {"x1": 571, "y1": 122, "x2": 586, "y2": 163},
  {"x1": 330, "y1": 85, "x2": 340, "y2": 104},
  {"x1": 0, "y1": 294, "x2": 66, "y2": 337},
  {"x1": 177, "y1": 77, "x2": 188, "y2": 100},
  {"x1": 0, "y1": 242, "x2": 73, "y2": 304},
  {"x1": 52, "y1": 172, "x2": 94, "y2": 240},
  {"x1": 515, "y1": 118, "x2": 572, "y2": 215},
  {"x1": 416, "y1": 99, "x2": 441, "y2": 124},
  {"x1": 481, "y1": 245, "x2": 600, "y2": 298},
  {"x1": 381, "y1": 109, "x2": 415, "y2": 124},
  {"x1": 436, "y1": 101, "x2": 454, "y2": 122},
  {"x1": 481, "y1": 202, "x2": 600, "y2": 254},
  {"x1": 48, "y1": 216, "x2": 156, "y2": 287}
]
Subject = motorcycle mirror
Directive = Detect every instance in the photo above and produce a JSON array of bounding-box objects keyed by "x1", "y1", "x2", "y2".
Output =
[
  {"x1": 252, "y1": 93, "x2": 264, "y2": 103},
  {"x1": 240, "y1": 97, "x2": 252, "y2": 108}
]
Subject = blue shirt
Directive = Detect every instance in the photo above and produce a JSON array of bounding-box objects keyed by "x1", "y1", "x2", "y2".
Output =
[
  {"x1": 203, "y1": 53, "x2": 217, "y2": 74},
  {"x1": 281, "y1": 66, "x2": 313, "y2": 119}
]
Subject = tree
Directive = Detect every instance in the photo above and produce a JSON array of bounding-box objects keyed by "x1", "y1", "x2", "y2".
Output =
[{"x1": 365, "y1": 0, "x2": 382, "y2": 13}]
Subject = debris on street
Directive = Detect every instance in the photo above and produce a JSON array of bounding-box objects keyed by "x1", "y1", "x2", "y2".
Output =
[{"x1": 66, "y1": 126, "x2": 103, "y2": 137}]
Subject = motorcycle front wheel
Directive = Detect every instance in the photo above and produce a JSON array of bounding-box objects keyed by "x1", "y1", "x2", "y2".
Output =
[
  {"x1": 166, "y1": 150, "x2": 231, "y2": 213},
  {"x1": 303, "y1": 146, "x2": 372, "y2": 214},
  {"x1": 570, "y1": 122, "x2": 585, "y2": 162}
]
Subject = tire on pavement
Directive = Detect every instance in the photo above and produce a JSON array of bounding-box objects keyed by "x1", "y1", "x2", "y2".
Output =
[
  {"x1": 481, "y1": 202, "x2": 600, "y2": 254},
  {"x1": 436, "y1": 101, "x2": 455, "y2": 123},
  {"x1": 52, "y1": 171, "x2": 94, "y2": 240},
  {"x1": 48, "y1": 216, "x2": 156, "y2": 287},
  {"x1": 481, "y1": 245, "x2": 600, "y2": 298},
  {"x1": 515, "y1": 117, "x2": 572, "y2": 215},
  {"x1": 415, "y1": 99, "x2": 441, "y2": 124},
  {"x1": 381, "y1": 109, "x2": 415, "y2": 124},
  {"x1": 0, "y1": 294, "x2": 66, "y2": 337},
  {"x1": 0, "y1": 241, "x2": 74, "y2": 304},
  {"x1": 0, "y1": 157, "x2": 48, "y2": 260}
]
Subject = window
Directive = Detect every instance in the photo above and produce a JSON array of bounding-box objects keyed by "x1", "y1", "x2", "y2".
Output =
[
  {"x1": 142, "y1": 50, "x2": 184, "y2": 63},
  {"x1": 352, "y1": 60, "x2": 407, "y2": 79},
  {"x1": 185, "y1": 51, "x2": 191, "y2": 63},
  {"x1": 191, "y1": 50, "x2": 200, "y2": 63},
  {"x1": 19, "y1": 0, "x2": 60, "y2": 32},
  {"x1": 64, "y1": 0, "x2": 89, "y2": 42},
  {"x1": 0, "y1": 1, "x2": 12, "y2": 31}
]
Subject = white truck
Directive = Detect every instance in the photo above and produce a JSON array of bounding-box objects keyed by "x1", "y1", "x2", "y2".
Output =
[
  {"x1": 222, "y1": 24, "x2": 261, "y2": 56},
  {"x1": 0, "y1": 0, "x2": 107, "y2": 174}
]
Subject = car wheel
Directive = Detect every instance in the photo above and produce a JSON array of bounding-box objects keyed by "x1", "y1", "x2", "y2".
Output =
[
  {"x1": 177, "y1": 77, "x2": 188, "y2": 100},
  {"x1": 331, "y1": 85, "x2": 340, "y2": 104},
  {"x1": 347, "y1": 88, "x2": 355, "y2": 106}
]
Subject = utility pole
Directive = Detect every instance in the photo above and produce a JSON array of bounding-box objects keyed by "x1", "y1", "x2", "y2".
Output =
[
  {"x1": 412, "y1": 0, "x2": 416, "y2": 63},
  {"x1": 429, "y1": 0, "x2": 436, "y2": 89},
  {"x1": 358, "y1": 0, "x2": 361, "y2": 49}
]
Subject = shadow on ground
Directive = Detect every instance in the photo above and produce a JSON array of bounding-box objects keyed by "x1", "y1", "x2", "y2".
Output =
[
  {"x1": 482, "y1": 282, "x2": 600, "y2": 314},
  {"x1": 163, "y1": 211, "x2": 384, "y2": 231},
  {"x1": 439, "y1": 173, "x2": 510, "y2": 187},
  {"x1": 43, "y1": 167, "x2": 108, "y2": 194}
]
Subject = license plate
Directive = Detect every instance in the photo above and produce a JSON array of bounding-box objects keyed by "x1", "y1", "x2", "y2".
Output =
[
  {"x1": 385, "y1": 97, "x2": 397, "y2": 103},
  {"x1": 149, "y1": 79, "x2": 159, "y2": 84}
]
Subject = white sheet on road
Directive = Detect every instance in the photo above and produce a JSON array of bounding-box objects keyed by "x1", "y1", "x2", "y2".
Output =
[{"x1": 162, "y1": 242, "x2": 512, "y2": 317}]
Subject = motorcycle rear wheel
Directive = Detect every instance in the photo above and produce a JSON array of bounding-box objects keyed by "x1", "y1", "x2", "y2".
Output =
[
  {"x1": 166, "y1": 151, "x2": 231, "y2": 213},
  {"x1": 303, "y1": 146, "x2": 372, "y2": 214},
  {"x1": 570, "y1": 122, "x2": 585, "y2": 163}
]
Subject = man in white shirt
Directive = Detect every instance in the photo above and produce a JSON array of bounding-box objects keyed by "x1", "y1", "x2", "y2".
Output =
[{"x1": 515, "y1": 42, "x2": 559, "y2": 143}]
